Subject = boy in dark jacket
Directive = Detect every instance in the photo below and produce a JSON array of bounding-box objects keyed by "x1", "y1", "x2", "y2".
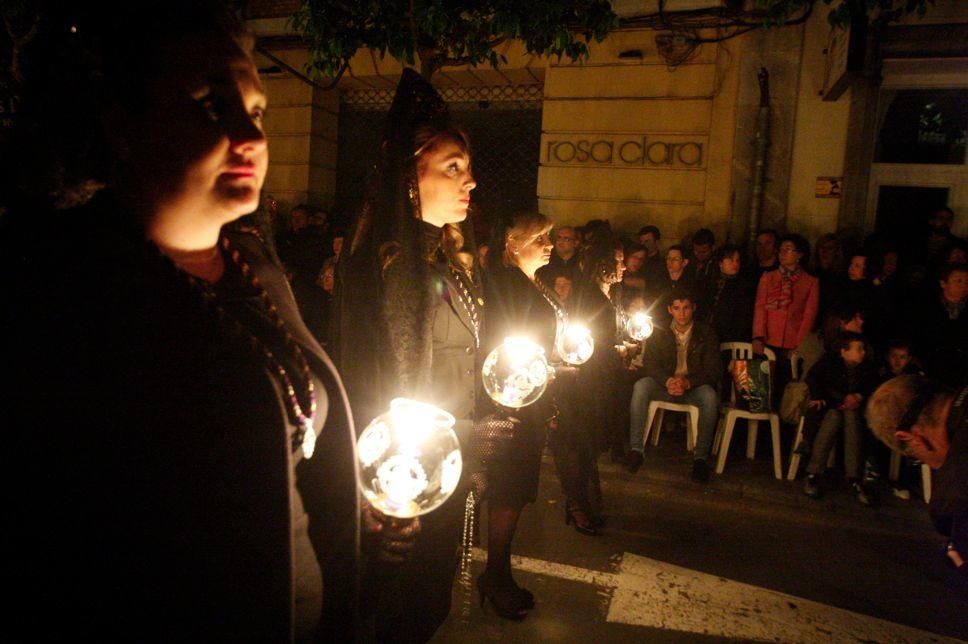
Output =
[{"x1": 802, "y1": 332, "x2": 880, "y2": 504}]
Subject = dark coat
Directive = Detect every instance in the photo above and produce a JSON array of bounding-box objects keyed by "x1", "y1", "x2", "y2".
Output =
[
  {"x1": 805, "y1": 353, "x2": 879, "y2": 407},
  {"x1": 701, "y1": 273, "x2": 755, "y2": 343},
  {"x1": 2, "y1": 194, "x2": 361, "y2": 641},
  {"x1": 909, "y1": 295, "x2": 968, "y2": 389},
  {"x1": 642, "y1": 321, "x2": 722, "y2": 389}
]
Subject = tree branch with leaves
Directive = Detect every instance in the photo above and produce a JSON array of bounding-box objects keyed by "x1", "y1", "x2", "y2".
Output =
[{"x1": 290, "y1": 0, "x2": 618, "y2": 80}]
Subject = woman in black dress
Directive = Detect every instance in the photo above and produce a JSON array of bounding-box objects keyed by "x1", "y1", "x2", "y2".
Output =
[
  {"x1": 551, "y1": 233, "x2": 626, "y2": 535},
  {"x1": 337, "y1": 69, "x2": 483, "y2": 642},
  {"x1": 480, "y1": 212, "x2": 558, "y2": 618},
  {"x1": 2, "y1": 3, "x2": 373, "y2": 639}
]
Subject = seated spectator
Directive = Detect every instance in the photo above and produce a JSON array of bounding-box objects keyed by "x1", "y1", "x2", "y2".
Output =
[
  {"x1": 638, "y1": 225, "x2": 665, "y2": 288},
  {"x1": 910, "y1": 262, "x2": 968, "y2": 388},
  {"x1": 864, "y1": 338, "x2": 924, "y2": 499},
  {"x1": 647, "y1": 244, "x2": 696, "y2": 326},
  {"x1": 749, "y1": 228, "x2": 780, "y2": 284},
  {"x1": 881, "y1": 338, "x2": 921, "y2": 381},
  {"x1": 796, "y1": 304, "x2": 865, "y2": 380},
  {"x1": 626, "y1": 291, "x2": 721, "y2": 483},
  {"x1": 753, "y1": 234, "x2": 819, "y2": 400},
  {"x1": 536, "y1": 225, "x2": 580, "y2": 284},
  {"x1": 802, "y1": 332, "x2": 879, "y2": 505},
  {"x1": 701, "y1": 243, "x2": 754, "y2": 343},
  {"x1": 685, "y1": 228, "x2": 716, "y2": 292}
]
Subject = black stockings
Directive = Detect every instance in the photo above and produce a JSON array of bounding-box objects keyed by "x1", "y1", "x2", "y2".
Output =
[{"x1": 484, "y1": 502, "x2": 523, "y2": 583}]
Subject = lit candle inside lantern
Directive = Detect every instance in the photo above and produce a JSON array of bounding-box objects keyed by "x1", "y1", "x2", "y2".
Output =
[
  {"x1": 625, "y1": 311, "x2": 654, "y2": 341},
  {"x1": 482, "y1": 336, "x2": 551, "y2": 409},
  {"x1": 556, "y1": 322, "x2": 595, "y2": 365},
  {"x1": 357, "y1": 398, "x2": 462, "y2": 518}
]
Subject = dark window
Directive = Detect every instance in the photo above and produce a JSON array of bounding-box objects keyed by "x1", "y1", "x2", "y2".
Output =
[{"x1": 875, "y1": 89, "x2": 967, "y2": 165}]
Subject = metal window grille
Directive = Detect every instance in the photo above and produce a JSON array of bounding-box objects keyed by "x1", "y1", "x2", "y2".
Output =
[{"x1": 335, "y1": 83, "x2": 543, "y2": 241}]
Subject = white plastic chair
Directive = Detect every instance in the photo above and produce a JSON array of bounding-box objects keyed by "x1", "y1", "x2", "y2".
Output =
[
  {"x1": 713, "y1": 342, "x2": 783, "y2": 479},
  {"x1": 889, "y1": 450, "x2": 932, "y2": 503},
  {"x1": 643, "y1": 400, "x2": 698, "y2": 451}
]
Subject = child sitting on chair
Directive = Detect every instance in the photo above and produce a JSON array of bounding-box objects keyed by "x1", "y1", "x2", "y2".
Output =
[{"x1": 801, "y1": 332, "x2": 879, "y2": 505}]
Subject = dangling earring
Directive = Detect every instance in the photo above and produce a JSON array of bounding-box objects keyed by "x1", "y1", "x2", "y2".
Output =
[{"x1": 408, "y1": 181, "x2": 420, "y2": 213}]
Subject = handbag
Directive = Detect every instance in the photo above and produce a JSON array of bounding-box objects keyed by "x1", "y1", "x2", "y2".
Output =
[{"x1": 730, "y1": 358, "x2": 773, "y2": 412}]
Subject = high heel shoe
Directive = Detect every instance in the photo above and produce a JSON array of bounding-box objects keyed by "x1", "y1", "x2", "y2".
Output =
[
  {"x1": 476, "y1": 574, "x2": 528, "y2": 620},
  {"x1": 512, "y1": 581, "x2": 535, "y2": 610},
  {"x1": 565, "y1": 507, "x2": 600, "y2": 536}
]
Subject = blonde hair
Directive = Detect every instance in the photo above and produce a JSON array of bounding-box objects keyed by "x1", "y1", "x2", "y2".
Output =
[{"x1": 502, "y1": 212, "x2": 553, "y2": 268}]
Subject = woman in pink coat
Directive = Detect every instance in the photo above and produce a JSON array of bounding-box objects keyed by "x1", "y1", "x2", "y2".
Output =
[{"x1": 753, "y1": 234, "x2": 820, "y2": 400}]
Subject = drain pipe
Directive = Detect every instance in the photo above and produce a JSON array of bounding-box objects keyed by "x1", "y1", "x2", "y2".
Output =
[{"x1": 749, "y1": 67, "x2": 771, "y2": 252}]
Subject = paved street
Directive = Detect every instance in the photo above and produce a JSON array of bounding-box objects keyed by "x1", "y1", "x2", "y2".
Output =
[{"x1": 432, "y1": 424, "x2": 968, "y2": 643}]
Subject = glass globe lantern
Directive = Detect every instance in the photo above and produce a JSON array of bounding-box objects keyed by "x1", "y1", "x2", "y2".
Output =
[
  {"x1": 357, "y1": 398, "x2": 463, "y2": 519},
  {"x1": 625, "y1": 311, "x2": 655, "y2": 341},
  {"x1": 555, "y1": 322, "x2": 595, "y2": 366},
  {"x1": 482, "y1": 337, "x2": 551, "y2": 409}
]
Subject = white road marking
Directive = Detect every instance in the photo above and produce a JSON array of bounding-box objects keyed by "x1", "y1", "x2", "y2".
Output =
[{"x1": 472, "y1": 548, "x2": 962, "y2": 643}]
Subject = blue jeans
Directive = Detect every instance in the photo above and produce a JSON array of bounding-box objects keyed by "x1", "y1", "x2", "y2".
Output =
[{"x1": 629, "y1": 377, "x2": 720, "y2": 460}]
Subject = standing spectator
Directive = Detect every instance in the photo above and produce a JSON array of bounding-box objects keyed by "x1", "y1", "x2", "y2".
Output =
[
  {"x1": 750, "y1": 228, "x2": 780, "y2": 284},
  {"x1": 621, "y1": 241, "x2": 647, "y2": 306},
  {"x1": 626, "y1": 291, "x2": 721, "y2": 482},
  {"x1": 911, "y1": 263, "x2": 968, "y2": 388},
  {"x1": 811, "y1": 232, "x2": 843, "y2": 319},
  {"x1": 686, "y1": 228, "x2": 716, "y2": 292},
  {"x1": 871, "y1": 248, "x2": 902, "y2": 342},
  {"x1": 638, "y1": 225, "x2": 665, "y2": 288},
  {"x1": 701, "y1": 244, "x2": 755, "y2": 343},
  {"x1": 536, "y1": 225, "x2": 580, "y2": 284},
  {"x1": 802, "y1": 332, "x2": 880, "y2": 504},
  {"x1": 753, "y1": 234, "x2": 820, "y2": 401},
  {"x1": 647, "y1": 244, "x2": 696, "y2": 325},
  {"x1": 925, "y1": 207, "x2": 959, "y2": 264}
]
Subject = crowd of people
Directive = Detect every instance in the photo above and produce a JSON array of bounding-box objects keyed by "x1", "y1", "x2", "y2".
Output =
[{"x1": 2, "y1": 3, "x2": 964, "y2": 642}]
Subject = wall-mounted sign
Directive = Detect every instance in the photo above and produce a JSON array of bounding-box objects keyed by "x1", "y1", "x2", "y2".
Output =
[
  {"x1": 815, "y1": 176, "x2": 843, "y2": 198},
  {"x1": 543, "y1": 134, "x2": 705, "y2": 169}
]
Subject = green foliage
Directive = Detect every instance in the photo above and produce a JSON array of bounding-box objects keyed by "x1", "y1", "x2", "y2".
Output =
[
  {"x1": 754, "y1": 0, "x2": 935, "y2": 29},
  {"x1": 290, "y1": 0, "x2": 618, "y2": 79}
]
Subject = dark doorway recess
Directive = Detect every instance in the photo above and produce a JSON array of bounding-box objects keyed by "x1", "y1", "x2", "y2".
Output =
[{"x1": 874, "y1": 184, "x2": 949, "y2": 255}]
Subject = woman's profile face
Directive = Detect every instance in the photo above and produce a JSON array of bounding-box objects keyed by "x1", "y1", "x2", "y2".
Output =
[
  {"x1": 513, "y1": 228, "x2": 553, "y2": 272},
  {"x1": 417, "y1": 138, "x2": 475, "y2": 228},
  {"x1": 124, "y1": 33, "x2": 267, "y2": 228}
]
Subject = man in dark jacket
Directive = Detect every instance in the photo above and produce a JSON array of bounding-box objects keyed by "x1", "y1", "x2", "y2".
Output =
[{"x1": 627, "y1": 290, "x2": 721, "y2": 482}]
